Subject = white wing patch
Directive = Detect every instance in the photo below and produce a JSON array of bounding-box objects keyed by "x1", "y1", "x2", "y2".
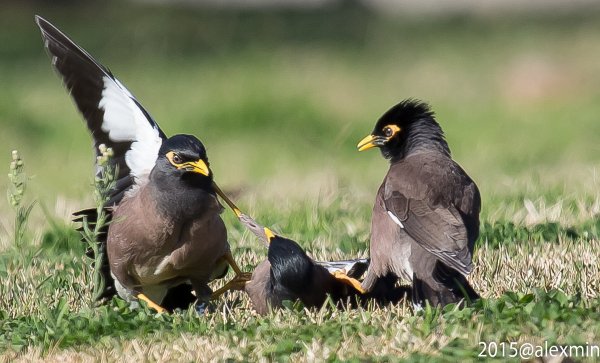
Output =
[
  {"x1": 319, "y1": 259, "x2": 369, "y2": 275},
  {"x1": 99, "y1": 76, "x2": 162, "y2": 182},
  {"x1": 387, "y1": 210, "x2": 405, "y2": 228}
]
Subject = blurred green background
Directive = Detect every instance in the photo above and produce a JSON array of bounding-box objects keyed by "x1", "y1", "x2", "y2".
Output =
[{"x1": 1, "y1": 1, "x2": 600, "y2": 223}]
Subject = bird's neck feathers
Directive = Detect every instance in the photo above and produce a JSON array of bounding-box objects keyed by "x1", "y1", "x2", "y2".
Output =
[
  {"x1": 147, "y1": 169, "x2": 218, "y2": 220},
  {"x1": 268, "y1": 238, "x2": 314, "y2": 294},
  {"x1": 386, "y1": 117, "x2": 451, "y2": 163}
]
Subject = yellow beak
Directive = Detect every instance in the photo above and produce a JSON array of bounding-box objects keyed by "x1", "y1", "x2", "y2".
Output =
[
  {"x1": 264, "y1": 227, "x2": 275, "y2": 243},
  {"x1": 181, "y1": 159, "x2": 210, "y2": 176},
  {"x1": 357, "y1": 134, "x2": 377, "y2": 151}
]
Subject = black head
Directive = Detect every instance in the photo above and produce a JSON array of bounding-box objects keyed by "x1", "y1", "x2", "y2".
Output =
[
  {"x1": 357, "y1": 99, "x2": 449, "y2": 160},
  {"x1": 152, "y1": 134, "x2": 213, "y2": 190},
  {"x1": 267, "y1": 232, "x2": 314, "y2": 294}
]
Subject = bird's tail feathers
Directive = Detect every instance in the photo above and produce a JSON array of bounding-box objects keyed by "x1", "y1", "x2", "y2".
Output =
[{"x1": 412, "y1": 263, "x2": 479, "y2": 309}]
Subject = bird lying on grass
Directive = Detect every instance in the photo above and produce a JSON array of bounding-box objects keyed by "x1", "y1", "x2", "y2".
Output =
[
  {"x1": 241, "y1": 220, "x2": 366, "y2": 314},
  {"x1": 217, "y1": 202, "x2": 409, "y2": 314},
  {"x1": 357, "y1": 99, "x2": 480, "y2": 308},
  {"x1": 36, "y1": 16, "x2": 250, "y2": 313}
]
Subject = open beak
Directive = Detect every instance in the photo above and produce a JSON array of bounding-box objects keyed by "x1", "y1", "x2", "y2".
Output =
[
  {"x1": 357, "y1": 134, "x2": 386, "y2": 151},
  {"x1": 181, "y1": 159, "x2": 210, "y2": 176}
]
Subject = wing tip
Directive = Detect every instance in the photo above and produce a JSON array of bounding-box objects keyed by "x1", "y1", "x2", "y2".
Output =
[
  {"x1": 34, "y1": 15, "x2": 53, "y2": 35},
  {"x1": 34, "y1": 15, "x2": 63, "y2": 55},
  {"x1": 436, "y1": 250, "x2": 473, "y2": 276},
  {"x1": 456, "y1": 260, "x2": 473, "y2": 276}
]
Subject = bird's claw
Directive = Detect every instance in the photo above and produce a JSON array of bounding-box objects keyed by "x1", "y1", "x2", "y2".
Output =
[
  {"x1": 332, "y1": 270, "x2": 366, "y2": 294},
  {"x1": 137, "y1": 293, "x2": 166, "y2": 313},
  {"x1": 210, "y1": 272, "x2": 252, "y2": 300}
]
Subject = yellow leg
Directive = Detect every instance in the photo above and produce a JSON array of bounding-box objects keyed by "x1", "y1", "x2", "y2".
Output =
[
  {"x1": 210, "y1": 273, "x2": 252, "y2": 300},
  {"x1": 332, "y1": 270, "x2": 366, "y2": 294},
  {"x1": 210, "y1": 251, "x2": 252, "y2": 300},
  {"x1": 212, "y1": 181, "x2": 242, "y2": 218},
  {"x1": 224, "y1": 250, "x2": 243, "y2": 275},
  {"x1": 137, "y1": 293, "x2": 166, "y2": 313},
  {"x1": 212, "y1": 181, "x2": 274, "y2": 247}
]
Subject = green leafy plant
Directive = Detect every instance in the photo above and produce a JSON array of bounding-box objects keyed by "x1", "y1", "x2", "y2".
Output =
[
  {"x1": 7, "y1": 150, "x2": 35, "y2": 249},
  {"x1": 80, "y1": 144, "x2": 117, "y2": 306}
]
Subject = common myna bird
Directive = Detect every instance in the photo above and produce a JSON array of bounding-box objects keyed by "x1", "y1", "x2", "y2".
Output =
[
  {"x1": 229, "y1": 211, "x2": 409, "y2": 314},
  {"x1": 215, "y1": 180, "x2": 409, "y2": 313},
  {"x1": 241, "y1": 221, "x2": 368, "y2": 315},
  {"x1": 357, "y1": 100, "x2": 480, "y2": 308},
  {"x1": 36, "y1": 16, "x2": 250, "y2": 312}
]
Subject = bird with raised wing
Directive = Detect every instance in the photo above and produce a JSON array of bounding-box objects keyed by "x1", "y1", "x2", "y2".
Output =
[
  {"x1": 36, "y1": 16, "x2": 250, "y2": 312},
  {"x1": 357, "y1": 100, "x2": 480, "y2": 308}
]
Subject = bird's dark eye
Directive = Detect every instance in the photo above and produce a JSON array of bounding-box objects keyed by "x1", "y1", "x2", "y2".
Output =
[
  {"x1": 172, "y1": 154, "x2": 182, "y2": 164},
  {"x1": 384, "y1": 127, "x2": 393, "y2": 137}
]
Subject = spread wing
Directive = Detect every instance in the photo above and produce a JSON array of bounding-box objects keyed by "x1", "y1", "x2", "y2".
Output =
[
  {"x1": 36, "y1": 16, "x2": 169, "y2": 301},
  {"x1": 383, "y1": 160, "x2": 479, "y2": 276},
  {"x1": 36, "y1": 15, "x2": 166, "y2": 205}
]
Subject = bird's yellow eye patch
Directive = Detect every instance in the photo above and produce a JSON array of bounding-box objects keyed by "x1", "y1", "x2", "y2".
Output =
[
  {"x1": 357, "y1": 124, "x2": 401, "y2": 151},
  {"x1": 166, "y1": 151, "x2": 183, "y2": 165},
  {"x1": 383, "y1": 124, "x2": 401, "y2": 138},
  {"x1": 166, "y1": 151, "x2": 210, "y2": 176}
]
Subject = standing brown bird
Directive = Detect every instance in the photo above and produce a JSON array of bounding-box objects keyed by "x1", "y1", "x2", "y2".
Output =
[
  {"x1": 357, "y1": 100, "x2": 480, "y2": 308},
  {"x1": 36, "y1": 16, "x2": 250, "y2": 312}
]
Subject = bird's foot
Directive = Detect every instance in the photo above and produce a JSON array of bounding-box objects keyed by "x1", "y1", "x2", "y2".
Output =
[
  {"x1": 210, "y1": 272, "x2": 252, "y2": 300},
  {"x1": 332, "y1": 271, "x2": 366, "y2": 294},
  {"x1": 194, "y1": 301, "x2": 209, "y2": 315},
  {"x1": 137, "y1": 293, "x2": 166, "y2": 313}
]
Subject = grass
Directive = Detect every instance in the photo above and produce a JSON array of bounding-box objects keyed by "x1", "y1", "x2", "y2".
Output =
[
  {"x1": 1, "y1": 2, "x2": 600, "y2": 361},
  {"x1": 2, "y1": 204, "x2": 600, "y2": 361}
]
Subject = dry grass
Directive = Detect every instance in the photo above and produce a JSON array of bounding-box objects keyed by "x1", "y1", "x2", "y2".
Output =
[
  {"x1": 2, "y1": 159, "x2": 599, "y2": 361},
  {"x1": 1, "y1": 193, "x2": 600, "y2": 361},
  {"x1": 473, "y1": 240, "x2": 599, "y2": 299}
]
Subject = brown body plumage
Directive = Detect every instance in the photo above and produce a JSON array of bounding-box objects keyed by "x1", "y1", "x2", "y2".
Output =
[
  {"x1": 108, "y1": 181, "x2": 230, "y2": 304},
  {"x1": 358, "y1": 100, "x2": 480, "y2": 308},
  {"x1": 36, "y1": 16, "x2": 249, "y2": 311}
]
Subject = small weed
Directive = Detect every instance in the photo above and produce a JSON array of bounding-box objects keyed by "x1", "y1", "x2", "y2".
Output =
[
  {"x1": 79, "y1": 144, "x2": 117, "y2": 305},
  {"x1": 6, "y1": 150, "x2": 35, "y2": 250}
]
